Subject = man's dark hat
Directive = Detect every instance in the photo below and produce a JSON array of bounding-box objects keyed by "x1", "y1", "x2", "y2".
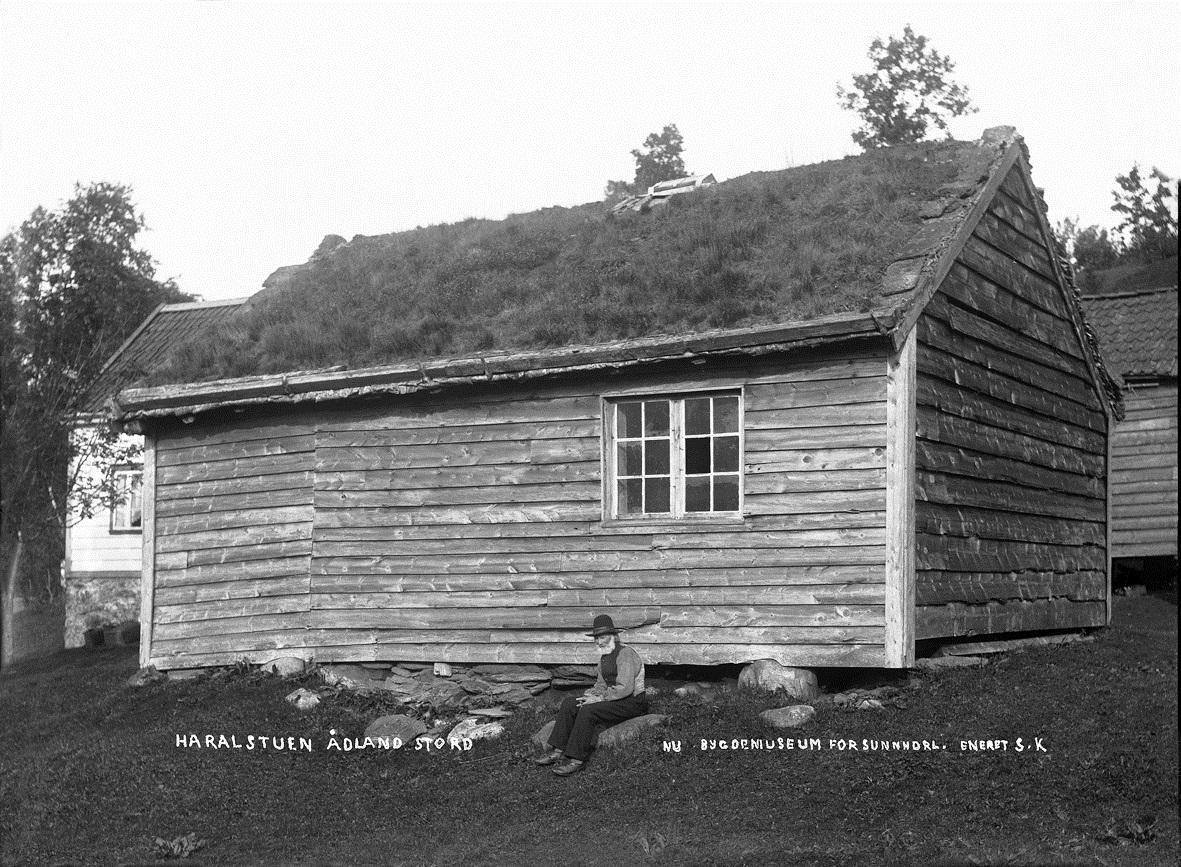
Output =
[{"x1": 586, "y1": 614, "x2": 623, "y2": 637}]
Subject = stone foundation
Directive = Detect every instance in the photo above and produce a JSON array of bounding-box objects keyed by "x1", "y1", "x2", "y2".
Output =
[{"x1": 64, "y1": 574, "x2": 140, "y2": 648}]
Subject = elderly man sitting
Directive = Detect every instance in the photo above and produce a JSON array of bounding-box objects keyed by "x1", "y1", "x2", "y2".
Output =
[{"x1": 534, "y1": 614, "x2": 648, "y2": 777}]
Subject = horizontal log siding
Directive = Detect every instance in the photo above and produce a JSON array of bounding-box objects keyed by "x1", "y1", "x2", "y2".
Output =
[
  {"x1": 913, "y1": 166, "x2": 1109, "y2": 637},
  {"x1": 145, "y1": 354, "x2": 891, "y2": 668},
  {"x1": 1110, "y1": 383, "x2": 1178, "y2": 557},
  {"x1": 148, "y1": 412, "x2": 317, "y2": 668},
  {"x1": 307, "y1": 355, "x2": 889, "y2": 667}
]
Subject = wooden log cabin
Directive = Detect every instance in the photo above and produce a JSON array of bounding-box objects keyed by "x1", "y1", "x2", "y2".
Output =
[
  {"x1": 1081, "y1": 259, "x2": 1178, "y2": 564},
  {"x1": 110, "y1": 127, "x2": 1121, "y2": 672}
]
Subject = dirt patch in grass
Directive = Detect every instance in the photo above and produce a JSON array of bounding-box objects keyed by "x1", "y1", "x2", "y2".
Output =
[{"x1": 1, "y1": 595, "x2": 1176, "y2": 866}]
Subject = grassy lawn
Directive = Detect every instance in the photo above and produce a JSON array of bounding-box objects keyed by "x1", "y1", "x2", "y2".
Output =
[{"x1": 2, "y1": 594, "x2": 1176, "y2": 867}]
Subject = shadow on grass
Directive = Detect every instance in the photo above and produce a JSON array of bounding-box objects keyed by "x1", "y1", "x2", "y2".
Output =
[{"x1": 1, "y1": 597, "x2": 1176, "y2": 866}]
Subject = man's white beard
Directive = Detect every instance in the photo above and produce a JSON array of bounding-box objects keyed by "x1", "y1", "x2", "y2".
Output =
[{"x1": 596, "y1": 637, "x2": 616, "y2": 656}]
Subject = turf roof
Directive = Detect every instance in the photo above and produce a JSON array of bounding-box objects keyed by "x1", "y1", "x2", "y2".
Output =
[{"x1": 149, "y1": 137, "x2": 1004, "y2": 385}]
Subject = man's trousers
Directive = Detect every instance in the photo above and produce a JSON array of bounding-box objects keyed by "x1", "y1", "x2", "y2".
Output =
[{"x1": 548, "y1": 693, "x2": 649, "y2": 761}]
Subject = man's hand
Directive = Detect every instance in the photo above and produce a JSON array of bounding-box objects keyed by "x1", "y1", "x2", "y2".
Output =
[{"x1": 576, "y1": 694, "x2": 602, "y2": 706}]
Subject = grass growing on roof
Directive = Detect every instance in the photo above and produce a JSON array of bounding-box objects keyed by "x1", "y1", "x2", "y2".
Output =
[{"x1": 152, "y1": 140, "x2": 983, "y2": 384}]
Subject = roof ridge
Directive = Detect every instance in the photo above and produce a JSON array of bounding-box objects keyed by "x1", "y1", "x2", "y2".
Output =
[{"x1": 161, "y1": 297, "x2": 249, "y2": 311}]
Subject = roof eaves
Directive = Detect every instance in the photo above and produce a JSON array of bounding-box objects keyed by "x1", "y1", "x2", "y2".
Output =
[{"x1": 111, "y1": 309, "x2": 897, "y2": 424}]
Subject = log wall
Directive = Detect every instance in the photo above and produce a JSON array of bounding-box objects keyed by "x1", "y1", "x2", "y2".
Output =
[
  {"x1": 1110, "y1": 381, "x2": 1178, "y2": 558},
  {"x1": 913, "y1": 165, "x2": 1109, "y2": 638},
  {"x1": 145, "y1": 352, "x2": 891, "y2": 669}
]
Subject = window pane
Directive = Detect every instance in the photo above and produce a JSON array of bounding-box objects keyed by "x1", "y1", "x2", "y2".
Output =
[
  {"x1": 685, "y1": 476, "x2": 711, "y2": 512},
  {"x1": 714, "y1": 475, "x2": 740, "y2": 511},
  {"x1": 618, "y1": 402, "x2": 643, "y2": 438},
  {"x1": 714, "y1": 436, "x2": 739, "y2": 472},
  {"x1": 618, "y1": 478, "x2": 643, "y2": 514},
  {"x1": 685, "y1": 398, "x2": 711, "y2": 435},
  {"x1": 618, "y1": 442, "x2": 643, "y2": 476},
  {"x1": 685, "y1": 437, "x2": 711, "y2": 474},
  {"x1": 644, "y1": 478, "x2": 670, "y2": 513},
  {"x1": 713, "y1": 396, "x2": 739, "y2": 433},
  {"x1": 643, "y1": 400, "x2": 670, "y2": 436},
  {"x1": 644, "y1": 438, "x2": 669, "y2": 475}
]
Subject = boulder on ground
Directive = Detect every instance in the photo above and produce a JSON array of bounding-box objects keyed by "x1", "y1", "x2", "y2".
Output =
[
  {"x1": 469, "y1": 706, "x2": 513, "y2": 718},
  {"x1": 364, "y1": 714, "x2": 427, "y2": 743},
  {"x1": 322, "y1": 664, "x2": 380, "y2": 689},
  {"x1": 759, "y1": 705, "x2": 816, "y2": 729},
  {"x1": 596, "y1": 714, "x2": 669, "y2": 749},
  {"x1": 263, "y1": 656, "x2": 306, "y2": 677},
  {"x1": 673, "y1": 682, "x2": 719, "y2": 698},
  {"x1": 473, "y1": 664, "x2": 551, "y2": 683},
  {"x1": 488, "y1": 682, "x2": 533, "y2": 705},
  {"x1": 448, "y1": 718, "x2": 505, "y2": 742},
  {"x1": 126, "y1": 666, "x2": 164, "y2": 688},
  {"x1": 738, "y1": 660, "x2": 820, "y2": 700},
  {"x1": 532, "y1": 720, "x2": 556, "y2": 748},
  {"x1": 285, "y1": 688, "x2": 321, "y2": 711},
  {"x1": 434, "y1": 662, "x2": 453, "y2": 677},
  {"x1": 166, "y1": 668, "x2": 204, "y2": 681}
]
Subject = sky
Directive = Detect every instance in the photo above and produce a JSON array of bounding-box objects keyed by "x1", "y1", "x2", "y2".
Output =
[{"x1": 1, "y1": 0, "x2": 1177, "y2": 302}]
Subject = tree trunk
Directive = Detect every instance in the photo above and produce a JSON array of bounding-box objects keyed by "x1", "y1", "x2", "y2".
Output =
[{"x1": 1, "y1": 532, "x2": 23, "y2": 669}]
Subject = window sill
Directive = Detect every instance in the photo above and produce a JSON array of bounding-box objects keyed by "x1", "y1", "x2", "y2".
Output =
[{"x1": 600, "y1": 514, "x2": 747, "y2": 529}]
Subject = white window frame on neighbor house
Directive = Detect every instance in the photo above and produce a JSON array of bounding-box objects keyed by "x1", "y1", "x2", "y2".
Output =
[
  {"x1": 109, "y1": 466, "x2": 144, "y2": 533},
  {"x1": 601, "y1": 389, "x2": 744, "y2": 522}
]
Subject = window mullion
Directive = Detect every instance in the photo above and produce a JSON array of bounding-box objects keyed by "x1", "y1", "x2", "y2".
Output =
[{"x1": 672, "y1": 398, "x2": 684, "y2": 518}]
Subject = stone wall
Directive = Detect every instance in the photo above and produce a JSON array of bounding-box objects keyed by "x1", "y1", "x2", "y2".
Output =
[{"x1": 64, "y1": 575, "x2": 140, "y2": 648}]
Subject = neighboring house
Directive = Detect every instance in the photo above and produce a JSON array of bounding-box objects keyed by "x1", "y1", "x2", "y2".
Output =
[
  {"x1": 64, "y1": 298, "x2": 245, "y2": 646},
  {"x1": 1081, "y1": 259, "x2": 1178, "y2": 564},
  {"x1": 111, "y1": 128, "x2": 1119, "y2": 673}
]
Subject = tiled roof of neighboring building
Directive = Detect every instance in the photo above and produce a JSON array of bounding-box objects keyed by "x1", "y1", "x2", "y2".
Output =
[
  {"x1": 1082, "y1": 262, "x2": 1178, "y2": 380},
  {"x1": 81, "y1": 298, "x2": 247, "y2": 414}
]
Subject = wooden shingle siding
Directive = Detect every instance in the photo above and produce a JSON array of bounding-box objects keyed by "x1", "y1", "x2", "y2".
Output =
[
  {"x1": 1109, "y1": 383, "x2": 1178, "y2": 557},
  {"x1": 148, "y1": 412, "x2": 317, "y2": 667},
  {"x1": 144, "y1": 353, "x2": 889, "y2": 669},
  {"x1": 914, "y1": 165, "x2": 1109, "y2": 638}
]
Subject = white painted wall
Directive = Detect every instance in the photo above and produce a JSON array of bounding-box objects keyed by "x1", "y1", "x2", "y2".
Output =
[{"x1": 65, "y1": 427, "x2": 144, "y2": 576}]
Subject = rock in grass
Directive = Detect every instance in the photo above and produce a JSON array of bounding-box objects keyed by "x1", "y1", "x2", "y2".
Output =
[
  {"x1": 532, "y1": 720, "x2": 556, "y2": 748},
  {"x1": 264, "y1": 656, "x2": 306, "y2": 677},
  {"x1": 738, "y1": 660, "x2": 820, "y2": 701},
  {"x1": 126, "y1": 666, "x2": 164, "y2": 687},
  {"x1": 595, "y1": 714, "x2": 669, "y2": 749},
  {"x1": 322, "y1": 664, "x2": 380, "y2": 688},
  {"x1": 448, "y1": 718, "x2": 505, "y2": 742},
  {"x1": 166, "y1": 668, "x2": 204, "y2": 681},
  {"x1": 285, "y1": 688, "x2": 321, "y2": 711},
  {"x1": 760, "y1": 705, "x2": 816, "y2": 728},
  {"x1": 434, "y1": 662, "x2": 453, "y2": 677},
  {"x1": 365, "y1": 714, "x2": 427, "y2": 744}
]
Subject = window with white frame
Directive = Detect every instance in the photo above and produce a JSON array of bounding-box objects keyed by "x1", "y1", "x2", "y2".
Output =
[
  {"x1": 605, "y1": 392, "x2": 742, "y2": 519},
  {"x1": 110, "y1": 467, "x2": 143, "y2": 532}
]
